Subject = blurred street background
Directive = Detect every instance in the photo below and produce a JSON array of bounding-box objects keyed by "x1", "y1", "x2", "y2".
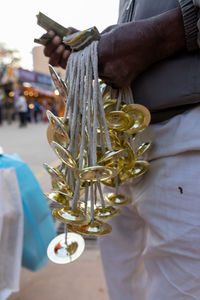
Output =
[{"x1": 1, "y1": 121, "x2": 108, "y2": 300}]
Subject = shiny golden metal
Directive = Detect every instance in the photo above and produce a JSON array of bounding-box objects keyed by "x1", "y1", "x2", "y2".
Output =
[
  {"x1": 47, "y1": 123, "x2": 68, "y2": 148},
  {"x1": 43, "y1": 163, "x2": 65, "y2": 183},
  {"x1": 54, "y1": 131, "x2": 69, "y2": 147},
  {"x1": 101, "y1": 177, "x2": 118, "y2": 188},
  {"x1": 76, "y1": 149, "x2": 88, "y2": 168},
  {"x1": 119, "y1": 160, "x2": 149, "y2": 183},
  {"x1": 46, "y1": 110, "x2": 70, "y2": 143},
  {"x1": 47, "y1": 123, "x2": 55, "y2": 144},
  {"x1": 52, "y1": 207, "x2": 90, "y2": 225},
  {"x1": 122, "y1": 104, "x2": 151, "y2": 134},
  {"x1": 49, "y1": 64, "x2": 68, "y2": 101},
  {"x1": 104, "y1": 193, "x2": 132, "y2": 206},
  {"x1": 118, "y1": 171, "x2": 132, "y2": 185},
  {"x1": 51, "y1": 142, "x2": 77, "y2": 169},
  {"x1": 78, "y1": 166, "x2": 117, "y2": 182},
  {"x1": 67, "y1": 219, "x2": 112, "y2": 236},
  {"x1": 136, "y1": 142, "x2": 151, "y2": 159},
  {"x1": 57, "y1": 182, "x2": 85, "y2": 199},
  {"x1": 103, "y1": 99, "x2": 117, "y2": 113},
  {"x1": 60, "y1": 78, "x2": 68, "y2": 99},
  {"x1": 44, "y1": 192, "x2": 70, "y2": 207},
  {"x1": 96, "y1": 146, "x2": 104, "y2": 162},
  {"x1": 109, "y1": 131, "x2": 122, "y2": 150},
  {"x1": 98, "y1": 149, "x2": 126, "y2": 164},
  {"x1": 96, "y1": 129, "x2": 121, "y2": 150},
  {"x1": 102, "y1": 85, "x2": 112, "y2": 103},
  {"x1": 96, "y1": 130, "x2": 104, "y2": 148},
  {"x1": 53, "y1": 186, "x2": 75, "y2": 200},
  {"x1": 94, "y1": 206, "x2": 121, "y2": 221},
  {"x1": 98, "y1": 149, "x2": 126, "y2": 174},
  {"x1": 66, "y1": 241, "x2": 78, "y2": 255},
  {"x1": 47, "y1": 233, "x2": 85, "y2": 264},
  {"x1": 51, "y1": 178, "x2": 61, "y2": 189},
  {"x1": 106, "y1": 111, "x2": 135, "y2": 132},
  {"x1": 119, "y1": 140, "x2": 135, "y2": 171},
  {"x1": 127, "y1": 160, "x2": 149, "y2": 178}
]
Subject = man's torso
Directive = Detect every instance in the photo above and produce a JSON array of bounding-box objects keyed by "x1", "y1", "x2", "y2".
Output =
[{"x1": 118, "y1": 0, "x2": 200, "y2": 123}]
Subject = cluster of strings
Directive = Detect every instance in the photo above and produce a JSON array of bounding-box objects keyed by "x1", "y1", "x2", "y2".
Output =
[{"x1": 44, "y1": 40, "x2": 151, "y2": 263}]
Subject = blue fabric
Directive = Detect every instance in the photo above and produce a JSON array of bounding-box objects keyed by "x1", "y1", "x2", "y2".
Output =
[{"x1": 0, "y1": 153, "x2": 56, "y2": 271}]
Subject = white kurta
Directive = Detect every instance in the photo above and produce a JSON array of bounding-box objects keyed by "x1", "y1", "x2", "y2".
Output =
[{"x1": 99, "y1": 106, "x2": 200, "y2": 300}]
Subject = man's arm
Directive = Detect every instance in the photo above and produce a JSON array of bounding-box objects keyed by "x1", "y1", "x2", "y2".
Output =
[
  {"x1": 43, "y1": 7, "x2": 187, "y2": 87},
  {"x1": 98, "y1": 8, "x2": 186, "y2": 88}
]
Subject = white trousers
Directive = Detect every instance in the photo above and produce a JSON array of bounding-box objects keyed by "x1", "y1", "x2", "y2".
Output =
[{"x1": 99, "y1": 107, "x2": 200, "y2": 300}]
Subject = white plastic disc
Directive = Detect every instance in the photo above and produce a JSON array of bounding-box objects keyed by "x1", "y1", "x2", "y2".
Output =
[{"x1": 47, "y1": 232, "x2": 85, "y2": 264}]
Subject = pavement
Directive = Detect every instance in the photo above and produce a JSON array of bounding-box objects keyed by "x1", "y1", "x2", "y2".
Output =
[{"x1": 0, "y1": 121, "x2": 109, "y2": 300}]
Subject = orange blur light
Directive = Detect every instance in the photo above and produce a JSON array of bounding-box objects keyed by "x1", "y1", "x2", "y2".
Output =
[
  {"x1": 24, "y1": 91, "x2": 29, "y2": 96},
  {"x1": 28, "y1": 104, "x2": 35, "y2": 109},
  {"x1": 9, "y1": 91, "x2": 15, "y2": 97}
]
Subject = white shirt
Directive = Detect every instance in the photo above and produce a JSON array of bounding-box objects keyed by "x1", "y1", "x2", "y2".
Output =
[{"x1": 15, "y1": 96, "x2": 27, "y2": 113}]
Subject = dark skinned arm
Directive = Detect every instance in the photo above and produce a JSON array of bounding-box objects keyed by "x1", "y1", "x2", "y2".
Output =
[{"x1": 43, "y1": 7, "x2": 186, "y2": 87}]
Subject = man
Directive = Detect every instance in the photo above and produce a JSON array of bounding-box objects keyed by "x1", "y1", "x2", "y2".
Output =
[
  {"x1": 43, "y1": 1, "x2": 200, "y2": 299},
  {"x1": 15, "y1": 91, "x2": 28, "y2": 127},
  {"x1": 4, "y1": 95, "x2": 14, "y2": 125}
]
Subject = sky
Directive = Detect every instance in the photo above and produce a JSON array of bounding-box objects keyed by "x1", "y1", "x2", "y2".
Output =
[{"x1": 1, "y1": 0, "x2": 119, "y2": 70}]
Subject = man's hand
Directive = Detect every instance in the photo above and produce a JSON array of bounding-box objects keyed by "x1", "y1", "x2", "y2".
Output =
[
  {"x1": 43, "y1": 27, "x2": 78, "y2": 69},
  {"x1": 43, "y1": 25, "x2": 118, "y2": 69},
  {"x1": 98, "y1": 8, "x2": 186, "y2": 88},
  {"x1": 43, "y1": 8, "x2": 186, "y2": 88}
]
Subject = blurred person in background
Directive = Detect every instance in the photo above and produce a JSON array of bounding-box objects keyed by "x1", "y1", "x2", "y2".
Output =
[
  {"x1": 15, "y1": 90, "x2": 28, "y2": 128},
  {"x1": 33, "y1": 100, "x2": 42, "y2": 123},
  {"x1": 13, "y1": 83, "x2": 22, "y2": 121},
  {"x1": 4, "y1": 95, "x2": 14, "y2": 125},
  {"x1": 0, "y1": 92, "x2": 4, "y2": 125}
]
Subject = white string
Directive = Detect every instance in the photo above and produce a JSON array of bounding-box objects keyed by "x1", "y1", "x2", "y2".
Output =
[
  {"x1": 72, "y1": 179, "x2": 80, "y2": 210},
  {"x1": 91, "y1": 42, "x2": 99, "y2": 165},
  {"x1": 79, "y1": 46, "x2": 91, "y2": 169},
  {"x1": 64, "y1": 224, "x2": 68, "y2": 246},
  {"x1": 98, "y1": 91, "x2": 112, "y2": 151},
  {"x1": 69, "y1": 54, "x2": 82, "y2": 153},
  {"x1": 97, "y1": 181, "x2": 105, "y2": 208},
  {"x1": 116, "y1": 90, "x2": 122, "y2": 111},
  {"x1": 62, "y1": 40, "x2": 118, "y2": 215},
  {"x1": 86, "y1": 49, "x2": 93, "y2": 167},
  {"x1": 63, "y1": 54, "x2": 78, "y2": 121},
  {"x1": 98, "y1": 111, "x2": 106, "y2": 154},
  {"x1": 90, "y1": 181, "x2": 94, "y2": 222}
]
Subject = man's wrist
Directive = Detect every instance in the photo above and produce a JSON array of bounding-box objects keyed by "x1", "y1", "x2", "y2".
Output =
[
  {"x1": 149, "y1": 8, "x2": 187, "y2": 63},
  {"x1": 126, "y1": 8, "x2": 187, "y2": 68},
  {"x1": 97, "y1": 7, "x2": 188, "y2": 87}
]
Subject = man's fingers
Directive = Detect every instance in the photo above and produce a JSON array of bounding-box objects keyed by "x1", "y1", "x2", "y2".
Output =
[
  {"x1": 44, "y1": 35, "x2": 62, "y2": 57},
  {"x1": 48, "y1": 44, "x2": 65, "y2": 66},
  {"x1": 48, "y1": 31, "x2": 56, "y2": 38},
  {"x1": 59, "y1": 49, "x2": 71, "y2": 69}
]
